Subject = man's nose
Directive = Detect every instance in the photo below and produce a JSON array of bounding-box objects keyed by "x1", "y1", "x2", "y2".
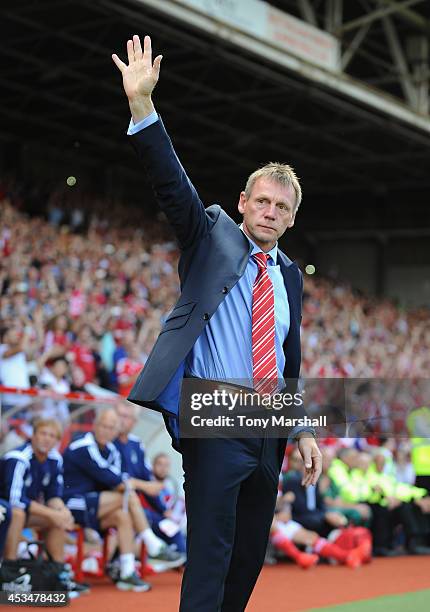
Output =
[{"x1": 264, "y1": 204, "x2": 277, "y2": 219}]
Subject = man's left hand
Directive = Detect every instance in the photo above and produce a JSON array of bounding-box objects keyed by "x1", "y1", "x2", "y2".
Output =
[{"x1": 297, "y1": 435, "x2": 322, "y2": 487}]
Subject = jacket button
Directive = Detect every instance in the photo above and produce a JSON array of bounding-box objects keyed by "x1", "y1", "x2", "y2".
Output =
[
  {"x1": 203, "y1": 313, "x2": 210, "y2": 320},
  {"x1": 222, "y1": 286, "x2": 228, "y2": 294}
]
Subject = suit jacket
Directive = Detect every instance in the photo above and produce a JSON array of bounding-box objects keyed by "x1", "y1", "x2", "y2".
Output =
[{"x1": 127, "y1": 117, "x2": 310, "y2": 462}]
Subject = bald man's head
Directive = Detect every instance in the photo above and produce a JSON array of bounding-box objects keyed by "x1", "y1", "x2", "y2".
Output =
[
  {"x1": 93, "y1": 408, "x2": 120, "y2": 447},
  {"x1": 115, "y1": 401, "x2": 139, "y2": 436}
]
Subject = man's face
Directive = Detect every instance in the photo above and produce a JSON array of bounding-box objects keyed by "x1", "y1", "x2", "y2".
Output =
[
  {"x1": 5, "y1": 326, "x2": 22, "y2": 345},
  {"x1": 238, "y1": 177, "x2": 297, "y2": 251},
  {"x1": 94, "y1": 412, "x2": 119, "y2": 447},
  {"x1": 79, "y1": 326, "x2": 92, "y2": 344},
  {"x1": 153, "y1": 455, "x2": 170, "y2": 480},
  {"x1": 51, "y1": 360, "x2": 68, "y2": 379},
  {"x1": 342, "y1": 450, "x2": 359, "y2": 469},
  {"x1": 122, "y1": 330, "x2": 135, "y2": 350},
  {"x1": 356, "y1": 452, "x2": 371, "y2": 473},
  {"x1": 32, "y1": 425, "x2": 59, "y2": 455},
  {"x1": 116, "y1": 405, "x2": 136, "y2": 436}
]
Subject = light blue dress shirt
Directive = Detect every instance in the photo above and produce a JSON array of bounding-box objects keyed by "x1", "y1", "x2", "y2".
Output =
[
  {"x1": 128, "y1": 113, "x2": 290, "y2": 384},
  {"x1": 185, "y1": 232, "x2": 290, "y2": 383},
  {"x1": 127, "y1": 110, "x2": 159, "y2": 134}
]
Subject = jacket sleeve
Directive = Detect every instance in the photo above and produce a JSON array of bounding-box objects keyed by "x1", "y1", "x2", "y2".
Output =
[
  {"x1": 45, "y1": 457, "x2": 64, "y2": 501},
  {"x1": 129, "y1": 116, "x2": 212, "y2": 250},
  {"x1": 3, "y1": 458, "x2": 31, "y2": 510},
  {"x1": 76, "y1": 447, "x2": 124, "y2": 489}
]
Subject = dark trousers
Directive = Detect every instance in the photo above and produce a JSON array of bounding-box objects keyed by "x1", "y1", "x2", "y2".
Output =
[
  {"x1": 370, "y1": 501, "x2": 430, "y2": 550},
  {"x1": 179, "y1": 436, "x2": 280, "y2": 612},
  {"x1": 415, "y1": 475, "x2": 430, "y2": 494}
]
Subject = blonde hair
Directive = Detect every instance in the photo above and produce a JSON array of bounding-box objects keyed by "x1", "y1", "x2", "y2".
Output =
[
  {"x1": 33, "y1": 418, "x2": 63, "y2": 440},
  {"x1": 244, "y1": 162, "x2": 302, "y2": 211}
]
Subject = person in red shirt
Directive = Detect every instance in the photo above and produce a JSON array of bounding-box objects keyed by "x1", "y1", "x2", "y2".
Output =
[
  {"x1": 43, "y1": 314, "x2": 71, "y2": 357},
  {"x1": 116, "y1": 344, "x2": 144, "y2": 397},
  {"x1": 69, "y1": 325, "x2": 97, "y2": 384}
]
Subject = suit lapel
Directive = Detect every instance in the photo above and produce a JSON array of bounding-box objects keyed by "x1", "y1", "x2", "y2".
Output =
[
  {"x1": 277, "y1": 251, "x2": 300, "y2": 331},
  {"x1": 277, "y1": 250, "x2": 301, "y2": 379}
]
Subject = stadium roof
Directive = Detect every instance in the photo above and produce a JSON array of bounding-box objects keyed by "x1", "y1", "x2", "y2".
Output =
[{"x1": 1, "y1": 0, "x2": 430, "y2": 235}]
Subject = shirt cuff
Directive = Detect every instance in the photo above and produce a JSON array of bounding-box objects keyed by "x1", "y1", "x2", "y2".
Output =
[
  {"x1": 127, "y1": 110, "x2": 159, "y2": 135},
  {"x1": 289, "y1": 425, "x2": 316, "y2": 442}
]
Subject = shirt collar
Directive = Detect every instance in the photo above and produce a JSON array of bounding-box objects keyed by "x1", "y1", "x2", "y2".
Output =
[{"x1": 239, "y1": 223, "x2": 278, "y2": 265}]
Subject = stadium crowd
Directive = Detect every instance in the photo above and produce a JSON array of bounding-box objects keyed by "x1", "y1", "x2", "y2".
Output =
[{"x1": 1, "y1": 185, "x2": 430, "y2": 594}]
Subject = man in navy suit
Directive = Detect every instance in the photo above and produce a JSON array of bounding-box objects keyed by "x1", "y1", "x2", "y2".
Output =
[{"x1": 113, "y1": 35, "x2": 322, "y2": 611}]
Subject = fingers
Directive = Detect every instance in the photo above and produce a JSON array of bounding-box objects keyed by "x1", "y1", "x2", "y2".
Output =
[
  {"x1": 299, "y1": 439, "x2": 322, "y2": 487},
  {"x1": 153, "y1": 54, "x2": 163, "y2": 79},
  {"x1": 143, "y1": 34, "x2": 152, "y2": 67},
  {"x1": 299, "y1": 438, "x2": 312, "y2": 486},
  {"x1": 310, "y1": 452, "x2": 322, "y2": 486},
  {"x1": 301, "y1": 468, "x2": 314, "y2": 488},
  {"x1": 112, "y1": 54, "x2": 126, "y2": 73},
  {"x1": 113, "y1": 35, "x2": 161, "y2": 77},
  {"x1": 133, "y1": 34, "x2": 143, "y2": 60},
  {"x1": 127, "y1": 39, "x2": 134, "y2": 64},
  {"x1": 302, "y1": 444, "x2": 312, "y2": 469}
]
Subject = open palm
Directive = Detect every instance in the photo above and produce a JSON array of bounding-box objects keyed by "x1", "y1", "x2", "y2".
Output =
[{"x1": 112, "y1": 35, "x2": 162, "y2": 100}]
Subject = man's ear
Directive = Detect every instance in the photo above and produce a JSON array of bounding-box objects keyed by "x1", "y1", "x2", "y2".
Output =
[
  {"x1": 238, "y1": 191, "x2": 246, "y2": 214},
  {"x1": 287, "y1": 211, "x2": 297, "y2": 229}
]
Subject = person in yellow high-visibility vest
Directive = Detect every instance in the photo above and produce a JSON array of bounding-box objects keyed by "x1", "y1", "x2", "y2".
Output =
[{"x1": 406, "y1": 406, "x2": 430, "y2": 494}]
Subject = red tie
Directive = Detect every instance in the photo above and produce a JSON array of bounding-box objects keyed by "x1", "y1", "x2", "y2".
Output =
[{"x1": 252, "y1": 252, "x2": 278, "y2": 394}]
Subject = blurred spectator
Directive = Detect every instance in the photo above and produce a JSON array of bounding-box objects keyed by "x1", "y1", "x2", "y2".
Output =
[
  {"x1": 114, "y1": 402, "x2": 186, "y2": 556},
  {"x1": 43, "y1": 314, "x2": 71, "y2": 357},
  {"x1": 395, "y1": 444, "x2": 415, "y2": 485},
  {"x1": 0, "y1": 419, "x2": 73, "y2": 561},
  {"x1": 0, "y1": 500, "x2": 11, "y2": 560},
  {"x1": 36, "y1": 356, "x2": 71, "y2": 427},
  {"x1": 318, "y1": 448, "x2": 371, "y2": 526},
  {"x1": 152, "y1": 452, "x2": 187, "y2": 538},
  {"x1": 69, "y1": 325, "x2": 98, "y2": 385},
  {"x1": 116, "y1": 344, "x2": 145, "y2": 398},
  {"x1": 406, "y1": 405, "x2": 430, "y2": 494},
  {"x1": 0, "y1": 325, "x2": 33, "y2": 412}
]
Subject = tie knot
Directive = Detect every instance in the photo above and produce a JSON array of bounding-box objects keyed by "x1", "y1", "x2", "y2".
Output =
[{"x1": 253, "y1": 252, "x2": 269, "y2": 269}]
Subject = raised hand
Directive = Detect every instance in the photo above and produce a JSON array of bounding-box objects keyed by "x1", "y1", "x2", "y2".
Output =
[
  {"x1": 112, "y1": 34, "x2": 162, "y2": 123},
  {"x1": 112, "y1": 34, "x2": 162, "y2": 102}
]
